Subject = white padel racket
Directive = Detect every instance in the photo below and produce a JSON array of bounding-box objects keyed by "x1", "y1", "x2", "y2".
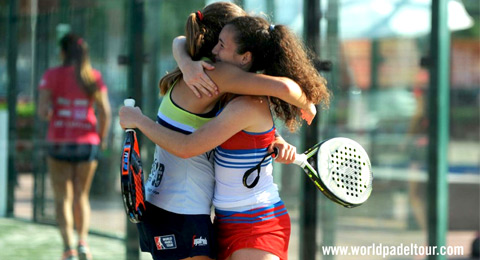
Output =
[
  {"x1": 292, "y1": 137, "x2": 373, "y2": 208},
  {"x1": 243, "y1": 137, "x2": 373, "y2": 208}
]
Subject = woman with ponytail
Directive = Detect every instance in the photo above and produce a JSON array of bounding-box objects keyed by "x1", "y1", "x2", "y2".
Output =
[
  {"x1": 120, "y1": 14, "x2": 330, "y2": 260},
  {"x1": 38, "y1": 33, "x2": 111, "y2": 260},
  {"x1": 121, "y1": 2, "x2": 318, "y2": 260}
]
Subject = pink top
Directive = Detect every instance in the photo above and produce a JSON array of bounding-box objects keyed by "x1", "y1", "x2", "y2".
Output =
[{"x1": 39, "y1": 66, "x2": 107, "y2": 145}]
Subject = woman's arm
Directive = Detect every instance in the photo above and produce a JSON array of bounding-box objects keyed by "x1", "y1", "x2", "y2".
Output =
[
  {"x1": 95, "y1": 90, "x2": 112, "y2": 150},
  {"x1": 174, "y1": 39, "x2": 310, "y2": 109},
  {"x1": 119, "y1": 97, "x2": 262, "y2": 158},
  {"x1": 206, "y1": 63, "x2": 316, "y2": 123},
  {"x1": 211, "y1": 63, "x2": 309, "y2": 107},
  {"x1": 172, "y1": 36, "x2": 217, "y2": 97},
  {"x1": 173, "y1": 36, "x2": 316, "y2": 123},
  {"x1": 38, "y1": 89, "x2": 52, "y2": 120}
]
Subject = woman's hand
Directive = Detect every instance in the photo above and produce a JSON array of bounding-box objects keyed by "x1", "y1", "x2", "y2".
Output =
[
  {"x1": 38, "y1": 89, "x2": 53, "y2": 121},
  {"x1": 301, "y1": 103, "x2": 316, "y2": 125},
  {"x1": 182, "y1": 60, "x2": 218, "y2": 98},
  {"x1": 119, "y1": 106, "x2": 144, "y2": 129},
  {"x1": 173, "y1": 36, "x2": 218, "y2": 98},
  {"x1": 268, "y1": 135, "x2": 296, "y2": 164},
  {"x1": 100, "y1": 138, "x2": 108, "y2": 151}
]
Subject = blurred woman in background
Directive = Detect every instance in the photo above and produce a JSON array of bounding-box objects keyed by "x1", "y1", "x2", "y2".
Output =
[{"x1": 38, "y1": 33, "x2": 111, "y2": 260}]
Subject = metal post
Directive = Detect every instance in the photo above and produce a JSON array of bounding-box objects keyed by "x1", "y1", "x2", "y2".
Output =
[
  {"x1": 127, "y1": 0, "x2": 144, "y2": 103},
  {"x1": 233, "y1": 0, "x2": 244, "y2": 8},
  {"x1": 368, "y1": 40, "x2": 380, "y2": 165},
  {"x1": 32, "y1": 0, "x2": 50, "y2": 222},
  {"x1": 60, "y1": 0, "x2": 69, "y2": 23},
  {"x1": 320, "y1": 0, "x2": 340, "y2": 259},
  {"x1": 370, "y1": 40, "x2": 380, "y2": 92},
  {"x1": 301, "y1": 0, "x2": 321, "y2": 259},
  {"x1": 6, "y1": 0, "x2": 19, "y2": 217},
  {"x1": 143, "y1": 0, "x2": 162, "y2": 167},
  {"x1": 126, "y1": 0, "x2": 144, "y2": 259},
  {"x1": 427, "y1": 0, "x2": 450, "y2": 259},
  {"x1": 266, "y1": 0, "x2": 275, "y2": 18}
]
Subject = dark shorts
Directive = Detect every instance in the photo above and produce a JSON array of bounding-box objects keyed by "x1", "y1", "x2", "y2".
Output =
[
  {"x1": 136, "y1": 202, "x2": 216, "y2": 260},
  {"x1": 47, "y1": 143, "x2": 99, "y2": 162}
]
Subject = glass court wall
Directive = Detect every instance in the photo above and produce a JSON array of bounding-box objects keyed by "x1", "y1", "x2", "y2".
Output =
[{"x1": 1, "y1": 0, "x2": 478, "y2": 259}]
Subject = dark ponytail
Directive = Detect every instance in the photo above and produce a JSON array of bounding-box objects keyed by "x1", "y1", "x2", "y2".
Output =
[{"x1": 60, "y1": 34, "x2": 97, "y2": 98}]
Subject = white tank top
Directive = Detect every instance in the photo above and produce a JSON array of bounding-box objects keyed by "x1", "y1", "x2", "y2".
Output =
[{"x1": 145, "y1": 85, "x2": 217, "y2": 215}]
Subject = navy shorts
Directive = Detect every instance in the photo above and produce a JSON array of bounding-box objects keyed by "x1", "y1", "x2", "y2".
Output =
[
  {"x1": 47, "y1": 143, "x2": 99, "y2": 162},
  {"x1": 137, "y1": 202, "x2": 216, "y2": 260}
]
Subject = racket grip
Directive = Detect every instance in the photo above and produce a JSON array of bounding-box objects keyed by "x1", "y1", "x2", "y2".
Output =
[
  {"x1": 293, "y1": 153, "x2": 308, "y2": 167},
  {"x1": 272, "y1": 147, "x2": 279, "y2": 159},
  {"x1": 124, "y1": 98, "x2": 136, "y2": 132},
  {"x1": 124, "y1": 98, "x2": 135, "y2": 107}
]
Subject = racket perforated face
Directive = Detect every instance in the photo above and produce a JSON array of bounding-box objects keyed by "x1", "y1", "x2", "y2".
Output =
[{"x1": 316, "y1": 137, "x2": 372, "y2": 207}]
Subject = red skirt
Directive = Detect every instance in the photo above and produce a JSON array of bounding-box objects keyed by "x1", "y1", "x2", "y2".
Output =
[{"x1": 214, "y1": 201, "x2": 291, "y2": 260}]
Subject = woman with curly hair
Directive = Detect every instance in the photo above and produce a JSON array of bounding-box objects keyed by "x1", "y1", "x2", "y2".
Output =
[{"x1": 120, "y1": 15, "x2": 329, "y2": 260}]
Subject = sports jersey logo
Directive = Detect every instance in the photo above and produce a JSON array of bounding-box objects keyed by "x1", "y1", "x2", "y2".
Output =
[
  {"x1": 192, "y1": 235, "x2": 208, "y2": 247},
  {"x1": 122, "y1": 145, "x2": 131, "y2": 174},
  {"x1": 148, "y1": 158, "x2": 164, "y2": 187},
  {"x1": 154, "y1": 235, "x2": 177, "y2": 250}
]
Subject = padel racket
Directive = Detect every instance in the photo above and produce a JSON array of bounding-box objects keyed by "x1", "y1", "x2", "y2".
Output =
[
  {"x1": 292, "y1": 137, "x2": 372, "y2": 208},
  {"x1": 121, "y1": 98, "x2": 146, "y2": 223},
  {"x1": 243, "y1": 137, "x2": 373, "y2": 208}
]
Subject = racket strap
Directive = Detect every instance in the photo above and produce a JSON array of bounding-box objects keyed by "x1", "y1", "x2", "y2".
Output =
[{"x1": 242, "y1": 151, "x2": 275, "y2": 188}]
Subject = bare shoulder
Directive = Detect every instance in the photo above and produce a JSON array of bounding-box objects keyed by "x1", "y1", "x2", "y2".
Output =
[
  {"x1": 226, "y1": 96, "x2": 270, "y2": 117},
  {"x1": 229, "y1": 95, "x2": 269, "y2": 106},
  {"x1": 225, "y1": 96, "x2": 273, "y2": 132}
]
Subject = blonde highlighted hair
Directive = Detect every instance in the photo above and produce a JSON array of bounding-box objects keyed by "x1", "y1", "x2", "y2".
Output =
[{"x1": 159, "y1": 2, "x2": 246, "y2": 95}]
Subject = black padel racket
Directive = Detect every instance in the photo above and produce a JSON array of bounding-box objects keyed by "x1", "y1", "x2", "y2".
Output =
[
  {"x1": 121, "y1": 98, "x2": 146, "y2": 223},
  {"x1": 242, "y1": 137, "x2": 373, "y2": 208},
  {"x1": 293, "y1": 137, "x2": 373, "y2": 208}
]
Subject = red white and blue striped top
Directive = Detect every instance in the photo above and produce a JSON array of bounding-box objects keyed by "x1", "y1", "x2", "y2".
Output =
[
  {"x1": 215, "y1": 200, "x2": 288, "y2": 224},
  {"x1": 213, "y1": 126, "x2": 281, "y2": 211}
]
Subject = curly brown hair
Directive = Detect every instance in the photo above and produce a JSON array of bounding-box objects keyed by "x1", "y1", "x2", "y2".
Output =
[
  {"x1": 159, "y1": 2, "x2": 246, "y2": 95},
  {"x1": 226, "y1": 16, "x2": 331, "y2": 130}
]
